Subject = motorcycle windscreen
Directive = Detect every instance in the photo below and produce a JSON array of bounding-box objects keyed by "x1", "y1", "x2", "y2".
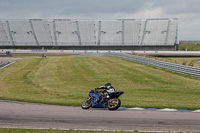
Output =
[{"x1": 108, "y1": 91, "x2": 124, "y2": 98}]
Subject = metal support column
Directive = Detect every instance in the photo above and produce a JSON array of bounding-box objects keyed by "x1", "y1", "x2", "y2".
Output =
[
  {"x1": 140, "y1": 20, "x2": 147, "y2": 45},
  {"x1": 122, "y1": 21, "x2": 125, "y2": 46},
  {"x1": 175, "y1": 20, "x2": 178, "y2": 45},
  {"x1": 1, "y1": 21, "x2": 10, "y2": 45},
  {"x1": 53, "y1": 21, "x2": 58, "y2": 46},
  {"x1": 6, "y1": 21, "x2": 15, "y2": 46},
  {"x1": 76, "y1": 21, "x2": 81, "y2": 46},
  {"x1": 97, "y1": 21, "x2": 101, "y2": 46},
  {"x1": 29, "y1": 20, "x2": 40, "y2": 46},
  {"x1": 94, "y1": 23, "x2": 96, "y2": 45},
  {"x1": 164, "y1": 20, "x2": 171, "y2": 46}
]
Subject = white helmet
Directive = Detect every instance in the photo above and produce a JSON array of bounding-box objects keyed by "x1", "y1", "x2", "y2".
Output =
[{"x1": 107, "y1": 88, "x2": 115, "y2": 93}]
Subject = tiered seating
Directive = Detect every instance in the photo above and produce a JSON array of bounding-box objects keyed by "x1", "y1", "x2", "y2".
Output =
[
  {"x1": 31, "y1": 20, "x2": 53, "y2": 46},
  {"x1": 156, "y1": 20, "x2": 168, "y2": 45},
  {"x1": 138, "y1": 20, "x2": 146, "y2": 45},
  {"x1": 9, "y1": 20, "x2": 36, "y2": 46},
  {"x1": 55, "y1": 21, "x2": 79, "y2": 46},
  {"x1": 142, "y1": 19, "x2": 176, "y2": 46},
  {"x1": 166, "y1": 20, "x2": 178, "y2": 46},
  {"x1": 0, "y1": 19, "x2": 178, "y2": 47},
  {"x1": 100, "y1": 21, "x2": 122, "y2": 46},
  {"x1": 124, "y1": 20, "x2": 141, "y2": 45},
  {"x1": 48, "y1": 21, "x2": 55, "y2": 45},
  {"x1": 0, "y1": 21, "x2": 11, "y2": 46},
  {"x1": 79, "y1": 21, "x2": 95, "y2": 46},
  {"x1": 94, "y1": 21, "x2": 99, "y2": 45},
  {"x1": 143, "y1": 20, "x2": 160, "y2": 46}
]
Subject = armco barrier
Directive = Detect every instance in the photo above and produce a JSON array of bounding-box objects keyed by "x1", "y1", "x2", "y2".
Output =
[{"x1": 72, "y1": 53, "x2": 200, "y2": 78}]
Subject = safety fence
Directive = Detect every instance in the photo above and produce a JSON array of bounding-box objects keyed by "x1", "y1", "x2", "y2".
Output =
[{"x1": 72, "y1": 52, "x2": 200, "y2": 79}]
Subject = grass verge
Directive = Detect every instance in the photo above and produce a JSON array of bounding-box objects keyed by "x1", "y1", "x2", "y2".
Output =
[
  {"x1": 0, "y1": 56, "x2": 200, "y2": 110},
  {"x1": 177, "y1": 43, "x2": 200, "y2": 51}
]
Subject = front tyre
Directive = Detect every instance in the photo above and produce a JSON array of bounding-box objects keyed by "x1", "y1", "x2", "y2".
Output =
[
  {"x1": 107, "y1": 98, "x2": 121, "y2": 110},
  {"x1": 81, "y1": 98, "x2": 92, "y2": 109}
]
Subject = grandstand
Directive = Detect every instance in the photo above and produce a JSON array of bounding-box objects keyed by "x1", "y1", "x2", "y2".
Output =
[{"x1": 0, "y1": 18, "x2": 178, "y2": 50}]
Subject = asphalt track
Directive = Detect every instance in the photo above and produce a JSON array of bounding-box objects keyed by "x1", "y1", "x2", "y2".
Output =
[
  {"x1": 0, "y1": 58, "x2": 22, "y2": 69},
  {"x1": 0, "y1": 100, "x2": 200, "y2": 132}
]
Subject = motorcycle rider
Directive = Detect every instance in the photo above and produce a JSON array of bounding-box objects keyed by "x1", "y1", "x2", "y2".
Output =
[{"x1": 94, "y1": 83, "x2": 115, "y2": 103}]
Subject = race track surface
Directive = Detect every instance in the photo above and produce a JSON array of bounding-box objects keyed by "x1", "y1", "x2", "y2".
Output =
[
  {"x1": 0, "y1": 58, "x2": 22, "y2": 69},
  {"x1": 0, "y1": 100, "x2": 200, "y2": 132}
]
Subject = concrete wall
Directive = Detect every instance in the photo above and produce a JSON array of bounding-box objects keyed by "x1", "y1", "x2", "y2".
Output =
[{"x1": 0, "y1": 45, "x2": 176, "y2": 51}]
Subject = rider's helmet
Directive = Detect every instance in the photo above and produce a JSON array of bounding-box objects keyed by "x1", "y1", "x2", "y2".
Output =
[
  {"x1": 105, "y1": 83, "x2": 115, "y2": 93},
  {"x1": 105, "y1": 83, "x2": 111, "y2": 89}
]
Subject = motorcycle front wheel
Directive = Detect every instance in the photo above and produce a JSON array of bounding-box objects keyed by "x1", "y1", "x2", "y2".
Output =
[
  {"x1": 81, "y1": 98, "x2": 92, "y2": 109},
  {"x1": 107, "y1": 98, "x2": 121, "y2": 110}
]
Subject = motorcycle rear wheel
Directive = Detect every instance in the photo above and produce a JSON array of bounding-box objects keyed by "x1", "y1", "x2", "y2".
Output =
[
  {"x1": 107, "y1": 98, "x2": 121, "y2": 110},
  {"x1": 81, "y1": 98, "x2": 92, "y2": 109}
]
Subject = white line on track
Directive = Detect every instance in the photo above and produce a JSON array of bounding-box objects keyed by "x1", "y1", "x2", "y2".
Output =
[{"x1": 0, "y1": 61, "x2": 16, "y2": 70}]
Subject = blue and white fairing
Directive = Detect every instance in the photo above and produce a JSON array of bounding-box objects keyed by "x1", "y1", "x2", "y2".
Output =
[
  {"x1": 89, "y1": 90, "x2": 106, "y2": 108},
  {"x1": 89, "y1": 90, "x2": 124, "y2": 108}
]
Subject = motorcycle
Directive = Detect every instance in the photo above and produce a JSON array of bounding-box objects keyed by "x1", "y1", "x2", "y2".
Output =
[{"x1": 81, "y1": 89, "x2": 124, "y2": 110}]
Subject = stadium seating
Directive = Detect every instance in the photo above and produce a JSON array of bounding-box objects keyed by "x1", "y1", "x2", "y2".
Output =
[
  {"x1": 0, "y1": 19, "x2": 178, "y2": 48},
  {"x1": 100, "y1": 21, "x2": 122, "y2": 46},
  {"x1": 142, "y1": 19, "x2": 169, "y2": 46},
  {"x1": 31, "y1": 21, "x2": 53, "y2": 46},
  {"x1": 55, "y1": 21, "x2": 79, "y2": 46},
  {"x1": 124, "y1": 20, "x2": 141, "y2": 45},
  {"x1": 9, "y1": 20, "x2": 36, "y2": 46},
  {"x1": 0, "y1": 21, "x2": 11, "y2": 46},
  {"x1": 79, "y1": 21, "x2": 96, "y2": 46}
]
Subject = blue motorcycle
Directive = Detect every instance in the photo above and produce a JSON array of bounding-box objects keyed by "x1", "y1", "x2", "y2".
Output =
[{"x1": 81, "y1": 89, "x2": 124, "y2": 110}]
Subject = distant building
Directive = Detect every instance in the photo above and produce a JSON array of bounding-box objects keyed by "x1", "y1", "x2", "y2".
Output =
[{"x1": 179, "y1": 41, "x2": 200, "y2": 44}]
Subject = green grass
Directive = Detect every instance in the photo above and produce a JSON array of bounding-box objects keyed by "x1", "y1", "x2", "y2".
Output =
[
  {"x1": 0, "y1": 128, "x2": 133, "y2": 133},
  {"x1": 0, "y1": 56, "x2": 200, "y2": 110},
  {"x1": 177, "y1": 43, "x2": 200, "y2": 51}
]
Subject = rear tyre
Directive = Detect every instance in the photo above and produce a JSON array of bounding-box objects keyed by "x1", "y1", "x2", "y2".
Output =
[
  {"x1": 81, "y1": 98, "x2": 92, "y2": 109},
  {"x1": 107, "y1": 98, "x2": 121, "y2": 110}
]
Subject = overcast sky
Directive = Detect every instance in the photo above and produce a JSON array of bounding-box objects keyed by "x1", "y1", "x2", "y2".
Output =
[{"x1": 0, "y1": 0, "x2": 199, "y2": 41}]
